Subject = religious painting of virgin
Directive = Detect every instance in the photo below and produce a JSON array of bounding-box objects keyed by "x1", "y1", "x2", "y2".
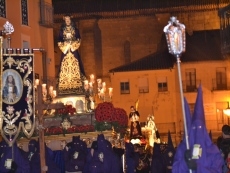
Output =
[
  {"x1": 2, "y1": 69, "x2": 23, "y2": 104},
  {"x1": 1, "y1": 53, "x2": 35, "y2": 146}
]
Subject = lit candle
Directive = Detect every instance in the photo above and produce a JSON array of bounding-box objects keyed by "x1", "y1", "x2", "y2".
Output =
[
  {"x1": 108, "y1": 87, "x2": 113, "y2": 98},
  {"x1": 89, "y1": 82, "x2": 93, "y2": 88},
  {"x1": 35, "y1": 79, "x2": 39, "y2": 86},
  {"x1": 97, "y1": 79, "x2": 102, "y2": 88},
  {"x1": 89, "y1": 82, "x2": 93, "y2": 94},
  {"x1": 84, "y1": 80, "x2": 89, "y2": 90},
  {"x1": 102, "y1": 82, "x2": 106, "y2": 92},
  {"x1": 49, "y1": 86, "x2": 53, "y2": 95},
  {"x1": 90, "y1": 74, "x2": 95, "y2": 83},
  {"x1": 42, "y1": 84, "x2": 47, "y2": 92},
  {"x1": 53, "y1": 90, "x2": 57, "y2": 98},
  {"x1": 100, "y1": 88, "x2": 105, "y2": 97}
]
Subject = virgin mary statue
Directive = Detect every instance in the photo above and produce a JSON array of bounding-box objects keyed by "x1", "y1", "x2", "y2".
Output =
[{"x1": 57, "y1": 14, "x2": 86, "y2": 95}]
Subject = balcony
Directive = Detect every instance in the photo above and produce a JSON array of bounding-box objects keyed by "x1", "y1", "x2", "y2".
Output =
[
  {"x1": 212, "y1": 78, "x2": 230, "y2": 91},
  {"x1": 182, "y1": 80, "x2": 201, "y2": 93}
]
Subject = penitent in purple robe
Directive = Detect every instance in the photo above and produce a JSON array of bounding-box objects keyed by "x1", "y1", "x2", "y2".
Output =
[
  {"x1": 172, "y1": 85, "x2": 224, "y2": 173},
  {"x1": 63, "y1": 136, "x2": 86, "y2": 172},
  {"x1": 104, "y1": 140, "x2": 122, "y2": 173},
  {"x1": 27, "y1": 139, "x2": 61, "y2": 173},
  {"x1": 0, "y1": 140, "x2": 30, "y2": 173},
  {"x1": 163, "y1": 131, "x2": 176, "y2": 173}
]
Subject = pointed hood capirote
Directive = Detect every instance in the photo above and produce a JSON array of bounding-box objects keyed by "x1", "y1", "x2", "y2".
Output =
[{"x1": 192, "y1": 85, "x2": 206, "y2": 126}]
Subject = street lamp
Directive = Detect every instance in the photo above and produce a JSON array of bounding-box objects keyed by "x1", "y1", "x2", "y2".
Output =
[{"x1": 164, "y1": 16, "x2": 191, "y2": 170}]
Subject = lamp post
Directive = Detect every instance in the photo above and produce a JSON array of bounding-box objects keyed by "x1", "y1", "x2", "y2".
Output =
[{"x1": 164, "y1": 17, "x2": 191, "y2": 171}]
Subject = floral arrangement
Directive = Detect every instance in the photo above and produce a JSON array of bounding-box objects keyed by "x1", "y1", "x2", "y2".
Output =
[
  {"x1": 44, "y1": 124, "x2": 95, "y2": 136},
  {"x1": 56, "y1": 104, "x2": 76, "y2": 116},
  {"x1": 95, "y1": 102, "x2": 128, "y2": 137},
  {"x1": 19, "y1": 103, "x2": 128, "y2": 138},
  {"x1": 42, "y1": 104, "x2": 95, "y2": 136},
  {"x1": 95, "y1": 102, "x2": 115, "y2": 122}
]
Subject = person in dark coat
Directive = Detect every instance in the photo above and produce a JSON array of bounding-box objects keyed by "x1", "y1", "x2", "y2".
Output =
[
  {"x1": 113, "y1": 141, "x2": 125, "y2": 173},
  {"x1": 151, "y1": 142, "x2": 166, "y2": 173},
  {"x1": 216, "y1": 124, "x2": 230, "y2": 172},
  {"x1": 125, "y1": 142, "x2": 139, "y2": 173}
]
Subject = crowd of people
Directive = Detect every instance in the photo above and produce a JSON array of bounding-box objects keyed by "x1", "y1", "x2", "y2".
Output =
[{"x1": 0, "y1": 132, "x2": 177, "y2": 173}]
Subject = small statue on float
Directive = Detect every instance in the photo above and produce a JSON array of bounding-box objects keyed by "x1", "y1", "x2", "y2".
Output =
[
  {"x1": 129, "y1": 105, "x2": 142, "y2": 139},
  {"x1": 144, "y1": 114, "x2": 160, "y2": 147}
]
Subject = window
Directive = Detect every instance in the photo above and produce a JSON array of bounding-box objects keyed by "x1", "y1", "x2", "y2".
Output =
[
  {"x1": 21, "y1": 0, "x2": 28, "y2": 25},
  {"x1": 23, "y1": 40, "x2": 30, "y2": 48},
  {"x1": 185, "y1": 68, "x2": 196, "y2": 92},
  {"x1": 0, "y1": 0, "x2": 6, "y2": 18},
  {"x1": 157, "y1": 77, "x2": 168, "y2": 92},
  {"x1": 216, "y1": 67, "x2": 227, "y2": 90},
  {"x1": 120, "y1": 80, "x2": 130, "y2": 94},
  {"x1": 138, "y1": 77, "x2": 149, "y2": 93}
]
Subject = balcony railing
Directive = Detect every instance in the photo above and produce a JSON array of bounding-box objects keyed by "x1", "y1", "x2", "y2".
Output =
[
  {"x1": 39, "y1": 0, "x2": 53, "y2": 28},
  {"x1": 182, "y1": 80, "x2": 201, "y2": 93},
  {"x1": 212, "y1": 78, "x2": 230, "y2": 91}
]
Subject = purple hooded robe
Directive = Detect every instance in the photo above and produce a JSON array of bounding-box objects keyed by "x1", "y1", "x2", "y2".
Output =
[
  {"x1": 0, "y1": 140, "x2": 30, "y2": 173},
  {"x1": 63, "y1": 136, "x2": 86, "y2": 172},
  {"x1": 163, "y1": 131, "x2": 176, "y2": 173},
  {"x1": 27, "y1": 139, "x2": 61, "y2": 173},
  {"x1": 172, "y1": 86, "x2": 224, "y2": 173}
]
